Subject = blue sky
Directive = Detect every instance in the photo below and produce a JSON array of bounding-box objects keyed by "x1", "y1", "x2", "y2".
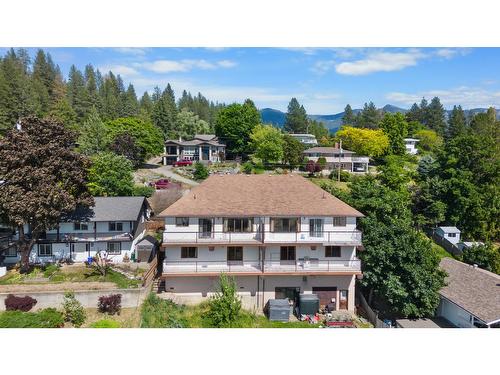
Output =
[{"x1": 7, "y1": 47, "x2": 500, "y2": 114}]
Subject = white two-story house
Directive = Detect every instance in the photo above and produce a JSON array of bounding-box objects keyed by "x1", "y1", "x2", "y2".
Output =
[
  {"x1": 2, "y1": 197, "x2": 150, "y2": 265},
  {"x1": 303, "y1": 146, "x2": 369, "y2": 173},
  {"x1": 159, "y1": 174, "x2": 364, "y2": 312}
]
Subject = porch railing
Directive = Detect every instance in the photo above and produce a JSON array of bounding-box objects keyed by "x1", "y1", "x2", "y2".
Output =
[
  {"x1": 163, "y1": 230, "x2": 362, "y2": 245},
  {"x1": 162, "y1": 258, "x2": 360, "y2": 274}
]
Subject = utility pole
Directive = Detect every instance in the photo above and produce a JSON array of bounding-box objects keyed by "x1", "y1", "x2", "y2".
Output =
[{"x1": 337, "y1": 139, "x2": 342, "y2": 182}]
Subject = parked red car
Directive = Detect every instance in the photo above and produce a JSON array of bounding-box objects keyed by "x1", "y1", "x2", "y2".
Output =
[
  {"x1": 154, "y1": 178, "x2": 171, "y2": 189},
  {"x1": 174, "y1": 159, "x2": 193, "y2": 167}
]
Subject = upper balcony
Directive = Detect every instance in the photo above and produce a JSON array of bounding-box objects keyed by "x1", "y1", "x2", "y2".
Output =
[
  {"x1": 37, "y1": 232, "x2": 133, "y2": 243},
  {"x1": 162, "y1": 230, "x2": 362, "y2": 246}
]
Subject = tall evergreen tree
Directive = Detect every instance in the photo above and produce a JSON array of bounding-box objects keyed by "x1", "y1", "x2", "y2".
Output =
[
  {"x1": 67, "y1": 65, "x2": 87, "y2": 122},
  {"x1": 284, "y1": 97, "x2": 308, "y2": 133},
  {"x1": 357, "y1": 102, "x2": 381, "y2": 129},
  {"x1": 447, "y1": 105, "x2": 467, "y2": 140},
  {"x1": 427, "y1": 97, "x2": 447, "y2": 136},
  {"x1": 406, "y1": 103, "x2": 422, "y2": 123},
  {"x1": 100, "y1": 72, "x2": 120, "y2": 120},
  {"x1": 121, "y1": 84, "x2": 139, "y2": 117},
  {"x1": 152, "y1": 84, "x2": 177, "y2": 138},
  {"x1": 84, "y1": 64, "x2": 101, "y2": 114},
  {"x1": 342, "y1": 104, "x2": 356, "y2": 125},
  {"x1": 32, "y1": 49, "x2": 57, "y2": 116},
  {"x1": 139, "y1": 91, "x2": 153, "y2": 122}
]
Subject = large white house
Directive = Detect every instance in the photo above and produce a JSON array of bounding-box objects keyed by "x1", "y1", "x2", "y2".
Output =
[
  {"x1": 288, "y1": 133, "x2": 318, "y2": 146},
  {"x1": 303, "y1": 146, "x2": 369, "y2": 173},
  {"x1": 1, "y1": 197, "x2": 150, "y2": 265},
  {"x1": 159, "y1": 174, "x2": 364, "y2": 312},
  {"x1": 162, "y1": 134, "x2": 226, "y2": 165}
]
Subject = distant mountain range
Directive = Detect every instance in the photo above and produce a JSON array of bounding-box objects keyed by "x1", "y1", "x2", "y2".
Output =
[{"x1": 260, "y1": 105, "x2": 498, "y2": 133}]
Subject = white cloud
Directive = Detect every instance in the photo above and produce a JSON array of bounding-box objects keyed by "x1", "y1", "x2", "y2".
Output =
[
  {"x1": 435, "y1": 48, "x2": 471, "y2": 59},
  {"x1": 139, "y1": 59, "x2": 237, "y2": 73},
  {"x1": 386, "y1": 86, "x2": 500, "y2": 108},
  {"x1": 335, "y1": 50, "x2": 425, "y2": 75},
  {"x1": 98, "y1": 64, "x2": 139, "y2": 77},
  {"x1": 113, "y1": 47, "x2": 149, "y2": 56},
  {"x1": 311, "y1": 60, "x2": 336, "y2": 74},
  {"x1": 204, "y1": 47, "x2": 230, "y2": 52}
]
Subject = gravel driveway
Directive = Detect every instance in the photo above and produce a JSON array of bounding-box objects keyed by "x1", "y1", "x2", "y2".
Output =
[{"x1": 134, "y1": 157, "x2": 199, "y2": 186}]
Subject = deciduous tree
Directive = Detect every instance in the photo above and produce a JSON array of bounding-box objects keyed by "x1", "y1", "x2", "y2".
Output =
[{"x1": 0, "y1": 116, "x2": 93, "y2": 271}]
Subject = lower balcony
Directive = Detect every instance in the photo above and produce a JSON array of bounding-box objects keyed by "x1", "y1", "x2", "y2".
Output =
[{"x1": 162, "y1": 258, "x2": 361, "y2": 276}]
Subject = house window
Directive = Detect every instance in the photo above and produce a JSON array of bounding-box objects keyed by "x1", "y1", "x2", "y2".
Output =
[
  {"x1": 4, "y1": 247, "x2": 17, "y2": 257},
  {"x1": 38, "y1": 243, "x2": 52, "y2": 257},
  {"x1": 109, "y1": 222, "x2": 123, "y2": 232},
  {"x1": 175, "y1": 217, "x2": 189, "y2": 227},
  {"x1": 309, "y1": 219, "x2": 324, "y2": 237},
  {"x1": 107, "y1": 242, "x2": 121, "y2": 254},
  {"x1": 227, "y1": 246, "x2": 243, "y2": 261},
  {"x1": 223, "y1": 218, "x2": 253, "y2": 233},
  {"x1": 271, "y1": 218, "x2": 299, "y2": 233},
  {"x1": 325, "y1": 246, "x2": 341, "y2": 257},
  {"x1": 280, "y1": 246, "x2": 296, "y2": 261},
  {"x1": 448, "y1": 233, "x2": 456, "y2": 238},
  {"x1": 74, "y1": 222, "x2": 89, "y2": 231},
  {"x1": 198, "y1": 218, "x2": 213, "y2": 238},
  {"x1": 181, "y1": 247, "x2": 197, "y2": 258},
  {"x1": 332, "y1": 217, "x2": 347, "y2": 227}
]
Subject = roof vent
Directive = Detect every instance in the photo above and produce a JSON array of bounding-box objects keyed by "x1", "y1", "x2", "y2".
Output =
[
  {"x1": 193, "y1": 194, "x2": 197, "y2": 200},
  {"x1": 473, "y1": 264, "x2": 478, "y2": 269}
]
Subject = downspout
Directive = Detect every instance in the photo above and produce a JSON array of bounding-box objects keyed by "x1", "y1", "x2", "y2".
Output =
[{"x1": 256, "y1": 275, "x2": 260, "y2": 309}]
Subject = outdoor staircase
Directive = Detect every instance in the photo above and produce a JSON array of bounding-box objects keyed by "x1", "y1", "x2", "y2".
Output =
[{"x1": 151, "y1": 278, "x2": 165, "y2": 293}]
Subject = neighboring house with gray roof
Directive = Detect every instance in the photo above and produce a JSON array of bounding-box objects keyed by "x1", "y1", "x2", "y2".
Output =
[
  {"x1": 436, "y1": 258, "x2": 500, "y2": 328},
  {"x1": 162, "y1": 134, "x2": 226, "y2": 165},
  {"x1": 3, "y1": 197, "x2": 151, "y2": 264}
]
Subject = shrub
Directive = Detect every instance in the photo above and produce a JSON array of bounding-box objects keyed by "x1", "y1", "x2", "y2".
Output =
[
  {"x1": 90, "y1": 319, "x2": 121, "y2": 328},
  {"x1": 98, "y1": 294, "x2": 122, "y2": 315},
  {"x1": 193, "y1": 162, "x2": 209, "y2": 180},
  {"x1": 461, "y1": 244, "x2": 500, "y2": 274},
  {"x1": 205, "y1": 274, "x2": 242, "y2": 328},
  {"x1": 0, "y1": 308, "x2": 64, "y2": 328},
  {"x1": 317, "y1": 156, "x2": 327, "y2": 170},
  {"x1": 43, "y1": 264, "x2": 60, "y2": 278},
  {"x1": 241, "y1": 161, "x2": 253, "y2": 174},
  {"x1": 329, "y1": 169, "x2": 351, "y2": 182},
  {"x1": 305, "y1": 160, "x2": 316, "y2": 175},
  {"x1": 140, "y1": 293, "x2": 187, "y2": 328},
  {"x1": 132, "y1": 184, "x2": 155, "y2": 197},
  {"x1": 5, "y1": 294, "x2": 37, "y2": 312},
  {"x1": 61, "y1": 292, "x2": 86, "y2": 327}
]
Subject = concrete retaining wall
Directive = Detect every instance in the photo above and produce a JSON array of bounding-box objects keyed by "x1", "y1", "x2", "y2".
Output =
[{"x1": 0, "y1": 287, "x2": 150, "y2": 311}]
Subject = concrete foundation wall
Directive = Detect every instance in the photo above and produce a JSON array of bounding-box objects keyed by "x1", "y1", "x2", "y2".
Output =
[{"x1": 161, "y1": 274, "x2": 355, "y2": 312}]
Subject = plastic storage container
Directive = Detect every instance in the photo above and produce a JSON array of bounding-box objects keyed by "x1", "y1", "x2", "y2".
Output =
[
  {"x1": 298, "y1": 294, "x2": 320, "y2": 315},
  {"x1": 267, "y1": 299, "x2": 291, "y2": 322}
]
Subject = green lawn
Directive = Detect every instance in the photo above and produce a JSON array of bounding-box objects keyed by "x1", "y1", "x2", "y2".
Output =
[
  {"x1": 0, "y1": 265, "x2": 141, "y2": 289},
  {"x1": 431, "y1": 242, "x2": 454, "y2": 260},
  {"x1": 310, "y1": 177, "x2": 350, "y2": 192}
]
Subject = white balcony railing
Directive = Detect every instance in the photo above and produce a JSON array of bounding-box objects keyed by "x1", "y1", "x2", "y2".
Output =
[
  {"x1": 162, "y1": 258, "x2": 361, "y2": 274},
  {"x1": 163, "y1": 230, "x2": 362, "y2": 245}
]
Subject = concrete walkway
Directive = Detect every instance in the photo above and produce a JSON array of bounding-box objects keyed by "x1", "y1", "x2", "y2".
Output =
[{"x1": 135, "y1": 157, "x2": 199, "y2": 186}]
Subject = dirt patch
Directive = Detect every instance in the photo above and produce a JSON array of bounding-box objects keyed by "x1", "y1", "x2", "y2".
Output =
[{"x1": 0, "y1": 281, "x2": 117, "y2": 293}]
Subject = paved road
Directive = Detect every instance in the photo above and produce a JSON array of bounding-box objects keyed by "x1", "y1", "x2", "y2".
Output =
[{"x1": 136, "y1": 157, "x2": 199, "y2": 186}]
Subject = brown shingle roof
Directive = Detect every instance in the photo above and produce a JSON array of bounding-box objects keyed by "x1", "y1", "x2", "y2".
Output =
[
  {"x1": 439, "y1": 258, "x2": 500, "y2": 324},
  {"x1": 159, "y1": 174, "x2": 364, "y2": 218}
]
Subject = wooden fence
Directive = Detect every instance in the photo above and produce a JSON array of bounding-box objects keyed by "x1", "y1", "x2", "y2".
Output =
[
  {"x1": 356, "y1": 286, "x2": 388, "y2": 328},
  {"x1": 430, "y1": 231, "x2": 462, "y2": 256},
  {"x1": 142, "y1": 255, "x2": 158, "y2": 288}
]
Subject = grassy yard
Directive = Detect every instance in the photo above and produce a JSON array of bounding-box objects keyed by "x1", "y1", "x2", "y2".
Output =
[
  {"x1": 431, "y1": 242, "x2": 454, "y2": 260},
  {"x1": 0, "y1": 264, "x2": 141, "y2": 289},
  {"x1": 82, "y1": 307, "x2": 141, "y2": 328},
  {"x1": 140, "y1": 293, "x2": 321, "y2": 328}
]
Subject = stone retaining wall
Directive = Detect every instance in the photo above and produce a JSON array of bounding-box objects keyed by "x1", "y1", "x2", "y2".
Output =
[{"x1": 0, "y1": 287, "x2": 150, "y2": 311}]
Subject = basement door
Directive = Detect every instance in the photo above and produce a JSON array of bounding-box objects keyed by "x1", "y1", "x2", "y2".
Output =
[{"x1": 312, "y1": 287, "x2": 337, "y2": 308}]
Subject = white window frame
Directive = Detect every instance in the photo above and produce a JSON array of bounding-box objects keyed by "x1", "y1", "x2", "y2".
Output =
[
  {"x1": 332, "y1": 216, "x2": 347, "y2": 227},
  {"x1": 175, "y1": 217, "x2": 189, "y2": 227},
  {"x1": 74, "y1": 222, "x2": 89, "y2": 231},
  {"x1": 109, "y1": 222, "x2": 124, "y2": 232},
  {"x1": 107, "y1": 242, "x2": 122, "y2": 254},
  {"x1": 38, "y1": 243, "x2": 53, "y2": 257}
]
